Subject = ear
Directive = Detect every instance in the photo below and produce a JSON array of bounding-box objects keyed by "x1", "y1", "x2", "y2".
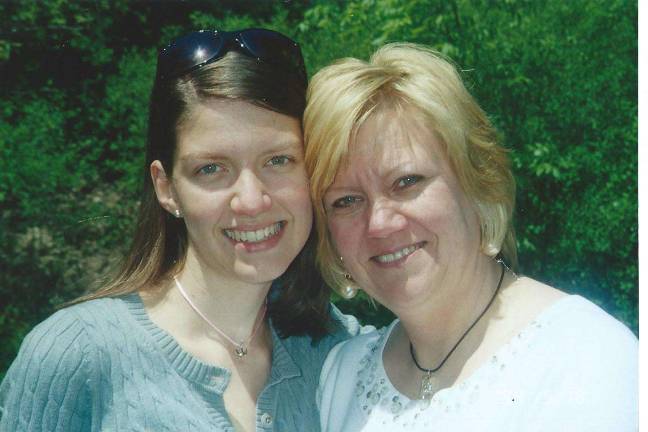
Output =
[{"x1": 150, "y1": 160, "x2": 180, "y2": 217}]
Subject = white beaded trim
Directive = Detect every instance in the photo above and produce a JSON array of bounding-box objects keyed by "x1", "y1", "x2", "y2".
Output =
[{"x1": 353, "y1": 315, "x2": 551, "y2": 426}]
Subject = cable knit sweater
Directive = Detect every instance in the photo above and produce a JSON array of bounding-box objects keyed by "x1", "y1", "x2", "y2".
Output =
[{"x1": 0, "y1": 294, "x2": 362, "y2": 431}]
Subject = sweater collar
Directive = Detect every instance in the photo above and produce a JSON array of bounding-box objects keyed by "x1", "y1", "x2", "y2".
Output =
[{"x1": 122, "y1": 293, "x2": 301, "y2": 392}]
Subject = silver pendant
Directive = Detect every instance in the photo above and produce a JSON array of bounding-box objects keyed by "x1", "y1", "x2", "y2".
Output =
[
  {"x1": 420, "y1": 372, "x2": 437, "y2": 400},
  {"x1": 235, "y1": 344, "x2": 248, "y2": 358}
]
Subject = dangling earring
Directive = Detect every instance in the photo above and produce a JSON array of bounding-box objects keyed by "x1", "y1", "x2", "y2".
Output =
[
  {"x1": 339, "y1": 256, "x2": 359, "y2": 299},
  {"x1": 174, "y1": 209, "x2": 182, "y2": 218},
  {"x1": 495, "y1": 256, "x2": 518, "y2": 280}
]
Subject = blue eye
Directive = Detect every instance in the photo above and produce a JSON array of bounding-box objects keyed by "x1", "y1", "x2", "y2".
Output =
[
  {"x1": 396, "y1": 175, "x2": 422, "y2": 188},
  {"x1": 267, "y1": 155, "x2": 293, "y2": 167},
  {"x1": 198, "y1": 163, "x2": 222, "y2": 175},
  {"x1": 332, "y1": 196, "x2": 362, "y2": 208}
]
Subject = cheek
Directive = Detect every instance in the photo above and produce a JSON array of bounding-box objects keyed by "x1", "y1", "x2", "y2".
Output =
[
  {"x1": 177, "y1": 187, "x2": 228, "y2": 220},
  {"x1": 274, "y1": 168, "x2": 309, "y2": 198},
  {"x1": 328, "y1": 218, "x2": 361, "y2": 257},
  {"x1": 415, "y1": 188, "x2": 480, "y2": 245},
  {"x1": 444, "y1": 188, "x2": 481, "y2": 237},
  {"x1": 185, "y1": 205, "x2": 227, "y2": 237},
  {"x1": 278, "y1": 180, "x2": 313, "y2": 230},
  {"x1": 292, "y1": 182, "x2": 312, "y2": 210}
]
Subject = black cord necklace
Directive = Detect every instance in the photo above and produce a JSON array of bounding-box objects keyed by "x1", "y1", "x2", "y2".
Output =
[{"x1": 409, "y1": 262, "x2": 506, "y2": 399}]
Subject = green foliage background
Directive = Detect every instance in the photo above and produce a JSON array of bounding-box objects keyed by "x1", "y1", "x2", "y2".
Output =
[{"x1": 0, "y1": 0, "x2": 637, "y2": 378}]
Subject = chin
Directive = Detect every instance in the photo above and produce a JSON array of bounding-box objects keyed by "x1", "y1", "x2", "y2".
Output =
[
  {"x1": 371, "y1": 280, "x2": 431, "y2": 311},
  {"x1": 233, "y1": 262, "x2": 289, "y2": 285}
]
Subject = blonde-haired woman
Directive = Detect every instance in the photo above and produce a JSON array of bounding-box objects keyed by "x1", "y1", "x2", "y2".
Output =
[{"x1": 304, "y1": 43, "x2": 637, "y2": 431}]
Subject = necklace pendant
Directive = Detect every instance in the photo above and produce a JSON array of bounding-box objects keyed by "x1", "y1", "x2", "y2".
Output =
[
  {"x1": 235, "y1": 344, "x2": 248, "y2": 358},
  {"x1": 420, "y1": 371, "x2": 436, "y2": 400}
]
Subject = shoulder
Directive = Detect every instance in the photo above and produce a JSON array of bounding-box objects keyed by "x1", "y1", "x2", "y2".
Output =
[
  {"x1": 36, "y1": 296, "x2": 134, "y2": 342},
  {"x1": 282, "y1": 303, "x2": 372, "y2": 356},
  {"x1": 14, "y1": 298, "x2": 121, "y2": 360},
  {"x1": 0, "y1": 298, "x2": 129, "y2": 430},
  {"x1": 320, "y1": 323, "x2": 390, "y2": 388},
  {"x1": 317, "y1": 324, "x2": 391, "y2": 430},
  {"x1": 328, "y1": 303, "x2": 375, "y2": 341},
  {"x1": 4, "y1": 296, "x2": 134, "y2": 380},
  {"x1": 499, "y1": 276, "x2": 636, "y2": 347},
  {"x1": 275, "y1": 304, "x2": 374, "y2": 383},
  {"x1": 528, "y1": 294, "x2": 637, "y2": 397},
  {"x1": 539, "y1": 294, "x2": 637, "y2": 355},
  {"x1": 329, "y1": 322, "x2": 385, "y2": 361},
  {"x1": 505, "y1": 277, "x2": 638, "y2": 362},
  {"x1": 498, "y1": 276, "x2": 566, "y2": 327},
  {"x1": 494, "y1": 278, "x2": 636, "y2": 393},
  {"x1": 513, "y1": 295, "x2": 638, "y2": 429}
]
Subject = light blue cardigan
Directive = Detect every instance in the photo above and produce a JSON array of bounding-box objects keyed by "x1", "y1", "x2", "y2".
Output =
[{"x1": 0, "y1": 294, "x2": 361, "y2": 431}]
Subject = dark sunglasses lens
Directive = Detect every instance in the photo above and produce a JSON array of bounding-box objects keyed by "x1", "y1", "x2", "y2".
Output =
[
  {"x1": 158, "y1": 31, "x2": 224, "y2": 79},
  {"x1": 240, "y1": 29, "x2": 305, "y2": 79}
]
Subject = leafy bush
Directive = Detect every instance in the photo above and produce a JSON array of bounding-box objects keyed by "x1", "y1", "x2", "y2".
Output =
[{"x1": 0, "y1": 0, "x2": 636, "y2": 379}]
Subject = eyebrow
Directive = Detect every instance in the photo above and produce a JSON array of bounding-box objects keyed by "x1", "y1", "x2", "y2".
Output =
[
  {"x1": 324, "y1": 156, "x2": 427, "y2": 197},
  {"x1": 179, "y1": 140, "x2": 302, "y2": 162},
  {"x1": 179, "y1": 151, "x2": 223, "y2": 161},
  {"x1": 324, "y1": 186, "x2": 347, "y2": 195},
  {"x1": 381, "y1": 161, "x2": 418, "y2": 180},
  {"x1": 258, "y1": 140, "x2": 303, "y2": 158}
]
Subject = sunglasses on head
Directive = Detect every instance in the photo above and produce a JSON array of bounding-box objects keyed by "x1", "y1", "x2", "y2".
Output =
[{"x1": 156, "y1": 28, "x2": 307, "y2": 84}]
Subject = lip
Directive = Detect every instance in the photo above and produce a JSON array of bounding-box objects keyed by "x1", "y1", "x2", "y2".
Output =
[
  {"x1": 370, "y1": 241, "x2": 427, "y2": 267},
  {"x1": 223, "y1": 220, "x2": 287, "y2": 253}
]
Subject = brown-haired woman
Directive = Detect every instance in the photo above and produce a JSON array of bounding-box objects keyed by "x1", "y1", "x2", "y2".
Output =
[{"x1": 0, "y1": 29, "x2": 360, "y2": 432}]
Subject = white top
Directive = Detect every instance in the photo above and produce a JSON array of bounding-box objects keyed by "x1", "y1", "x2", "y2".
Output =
[{"x1": 317, "y1": 296, "x2": 638, "y2": 431}]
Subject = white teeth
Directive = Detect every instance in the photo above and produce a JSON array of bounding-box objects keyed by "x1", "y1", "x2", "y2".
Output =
[
  {"x1": 375, "y1": 244, "x2": 420, "y2": 263},
  {"x1": 224, "y1": 222, "x2": 282, "y2": 243}
]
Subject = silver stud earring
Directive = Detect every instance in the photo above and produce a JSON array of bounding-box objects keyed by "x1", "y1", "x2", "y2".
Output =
[
  {"x1": 174, "y1": 209, "x2": 182, "y2": 218},
  {"x1": 339, "y1": 256, "x2": 359, "y2": 299}
]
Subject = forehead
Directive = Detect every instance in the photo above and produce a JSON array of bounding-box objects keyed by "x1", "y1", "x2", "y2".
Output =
[
  {"x1": 176, "y1": 99, "x2": 302, "y2": 154},
  {"x1": 343, "y1": 107, "x2": 443, "y2": 170}
]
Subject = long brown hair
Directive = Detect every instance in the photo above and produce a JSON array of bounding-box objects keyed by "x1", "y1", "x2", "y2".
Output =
[{"x1": 71, "y1": 46, "x2": 332, "y2": 339}]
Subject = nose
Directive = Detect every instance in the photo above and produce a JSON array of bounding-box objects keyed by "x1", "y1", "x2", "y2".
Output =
[
  {"x1": 366, "y1": 199, "x2": 407, "y2": 238},
  {"x1": 230, "y1": 170, "x2": 272, "y2": 217}
]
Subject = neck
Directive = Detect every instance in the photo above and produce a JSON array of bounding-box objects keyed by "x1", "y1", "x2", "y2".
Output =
[
  {"x1": 399, "y1": 257, "x2": 504, "y2": 370},
  {"x1": 169, "y1": 249, "x2": 271, "y2": 343}
]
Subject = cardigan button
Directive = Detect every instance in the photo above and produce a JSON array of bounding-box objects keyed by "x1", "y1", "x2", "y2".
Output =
[{"x1": 260, "y1": 412, "x2": 273, "y2": 426}]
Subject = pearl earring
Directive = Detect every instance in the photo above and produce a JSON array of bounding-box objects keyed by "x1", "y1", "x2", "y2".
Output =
[
  {"x1": 339, "y1": 256, "x2": 359, "y2": 299},
  {"x1": 483, "y1": 243, "x2": 499, "y2": 257}
]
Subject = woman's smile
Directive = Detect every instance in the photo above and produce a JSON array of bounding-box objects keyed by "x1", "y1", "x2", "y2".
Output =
[
  {"x1": 223, "y1": 220, "x2": 287, "y2": 252},
  {"x1": 370, "y1": 240, "x2": 427, "y2": 267}
]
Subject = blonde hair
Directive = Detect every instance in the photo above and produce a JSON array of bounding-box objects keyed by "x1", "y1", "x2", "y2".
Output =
[{"x1": 304, "y1": 43, "x2": 516, "y2": 294}]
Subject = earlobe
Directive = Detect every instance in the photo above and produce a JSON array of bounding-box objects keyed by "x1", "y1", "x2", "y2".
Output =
[{"x1": 150, "y1": 160, "x2": 179, "y2": 216}]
